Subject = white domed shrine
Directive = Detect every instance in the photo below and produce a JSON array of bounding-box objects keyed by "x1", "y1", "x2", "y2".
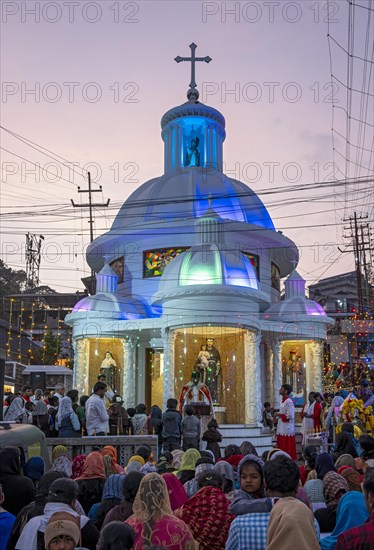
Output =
[{"x1": 65, "y1": 44, "x2": 333, "y2": 447}]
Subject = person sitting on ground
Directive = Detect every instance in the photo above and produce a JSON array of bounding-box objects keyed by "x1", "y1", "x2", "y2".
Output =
[
  {"x1": 181, "y1": 405, "x2": 200, "y2": 451},
  {"x1": 125, "y1": 473, "x2": 197, "y2": 549},
  {"x1": 0, "y1": 446, "x2": 35, "y2": 517},
  {"x1": 97, "y1": 521, "x2": 135, "y2": 550},
  {"x1": 43, "y1": 514, "x2": 81, "y2": 550},
  {"x1": 304, "y1": 452, "x2": 335, "y2": 504},
  {"x1": 136, "y1": 444, "x2": 153, "y2": 464},
  {"x1": 340, "y1": 466, "x2": 362, "y2": 492},
  {"x1": 23, "y1": 457, "x2": 45, "y2": 488},
  {"x1": 239, "y1": 441, "x2": 258, "y2": 457},
  {"x1": 50, "y1": 446, "x2": 73, "y2": 478},
  {"x1": 183, "y1": 458, "x2": 215, "y2": 498},
  {"x1": 226, "y1": 455, "x2": 320, "y2": 550},
  {"x1": 102, "y1": 471, "x2": 144, "y2": 527},
  {"x1": 320, "y1": 491, "x2": 369, "y2": 550},
  {"x1": 6, "y1": 471, "x2": 66, "y2": 550},
  {"x1": 74, "y1": 452, "x2": 106, "y2": 515},
  {"x1": 100, "y1": 445, "x2": 124, "y2": 474},
  {"x1": 202, "y1": 418, "x2": 222, "y2": 460},
  {"x1": 175, "y1": 470, "x2": 233, "y2": 550},
  {"x1": 359, "y1": 434, "x2": 374, "y2": 468},
  {"x1": 175, "y1": 448, "x2": 201, "y2": 486},
  {"x1": 314, "y1": 471, "x2": 349, "y2": 532},
  {"x1": 15, "y1": 478, "x2": 99, "y2": 550},
  {"x1": 214, "y1": 460, "x2": 234, "y2": 499},
  {"x1": 90, "y1": 474, "x2": 124, "y2": 530},
  {"x1": 0, "y1": 483, "x2": 15, "y2": 550},
  {"x1": 336, "y1": 468, "x2": 374, "y2": 549},
  {"x1": 162, "y1": 474, "x2": 189, "y2": 512},
  {"x1": 229, "y1": 454, "x2": 272, "y2": 516},
  {"x1": 332, "y1": 423, "x2": 360, "y2": 461},
  {"x1": 299, "y1": 445, "x2": 318, "y2": 485}
]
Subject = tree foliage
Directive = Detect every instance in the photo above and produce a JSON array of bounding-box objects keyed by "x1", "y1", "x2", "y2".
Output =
[{"x1": 0, "y1": 260, "x2": 27, "y2": 297}]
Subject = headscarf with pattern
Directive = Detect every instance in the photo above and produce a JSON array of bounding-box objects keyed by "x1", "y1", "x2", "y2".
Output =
[
  {"x1": 323, "y1": 471, "x2": 349, "y2": 506},
  {"x1": 100, "y1": 446, "x2": 124, "y2": 474},
  {"x1": 175, "y1": 486, "x2": 234, "y2": 550},
  {"x1": 171, "y1": 449, "x2": 184, "y2": 470},
  {"x1": 127, "y1": 473, "x2": 196, "y2": 550},
  {"x1": 71, "y1": 454, "x2": 87, "y2": 479},
  {"x1": 101, "y1": 474, "x2": 124, "y2": 500},
  {"x1": 340, "y1": 467, "x2": 362, "y2": 492},
  {"x1": 52, "y1": 445, "x2": 68, "y2": 463},
  {"x1": 51, "y1": 455, "x2": 73, "y2": 478},
  {"x1": 334, "y1": 453, "x2": 356, "y2": 469},
  {"x1": 178, "y1": 449, "x2": 201, "y2": 471}
]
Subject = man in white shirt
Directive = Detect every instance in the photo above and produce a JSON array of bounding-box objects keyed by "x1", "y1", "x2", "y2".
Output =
[
  {"x1": 85, "y1": 382, "x2": 109, "y2": 436},
  {"x1": 53, "y1": 383, "x2": 65, "y2": 403}
]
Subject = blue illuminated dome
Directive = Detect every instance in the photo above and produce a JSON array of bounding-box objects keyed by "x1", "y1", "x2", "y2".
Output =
[{"x1": 112, "y1": 96, "x2": 274, "y2": 231}]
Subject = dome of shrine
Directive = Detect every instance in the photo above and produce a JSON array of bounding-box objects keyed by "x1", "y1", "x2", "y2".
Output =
[
  {"x1": 71, "y1": 263, "x2": 150, "y2": 319},
  {"x1": 264, "y1": 270, "x2": 328, "y2": 322},
  {"x1": 111, "y1": 167, "x2": 275, "y2": 230}
]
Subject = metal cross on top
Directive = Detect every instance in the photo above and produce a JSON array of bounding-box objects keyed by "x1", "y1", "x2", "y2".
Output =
[{"x1": 175, "y1": 43, "x2": 212, "y2": 94}]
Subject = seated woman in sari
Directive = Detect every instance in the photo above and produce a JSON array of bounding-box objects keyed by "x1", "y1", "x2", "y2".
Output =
[{"x1": 126, "y1": 473, "x2": 198, "y2": 549}]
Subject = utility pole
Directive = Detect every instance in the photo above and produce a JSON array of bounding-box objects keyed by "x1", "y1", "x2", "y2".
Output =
[
  {"x1": 341, "y1": 212, "x2": 369, "y2": 315},
  {"x1": 71, "y1": 172, "x2": 110, "y2": 243},
  {"x1": 71, "y1": 172, "x2": 110, "y2": 292},
  {"x1": 25, "y1": 233, "x2": 44, "y2": 290}
]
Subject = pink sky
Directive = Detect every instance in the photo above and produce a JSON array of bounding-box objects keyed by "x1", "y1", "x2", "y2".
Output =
[{"x1": 1, "y1": 1, "x2": 372, "y2": 293}]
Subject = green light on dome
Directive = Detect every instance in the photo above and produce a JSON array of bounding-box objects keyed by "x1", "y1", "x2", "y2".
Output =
[{"x1": 179, "y1": 250, "x2": 223, "y2": 286}]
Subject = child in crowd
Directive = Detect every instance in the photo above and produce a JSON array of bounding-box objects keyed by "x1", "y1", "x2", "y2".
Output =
[
  {"x1": 262, "y1": 402, "x2": 275, "y2": 431},
  {"x1": 24, "y1": 402, "x2": 35, "y2": 424},
  {"x1": 202, "y1": 418, "x2": 222, "y2": 460},
  {"x1": 162, "y1": 398, "x2": 182, "y2": 452},
  {"x1": 181, "y1": 405, "x2": 200, "y2": 451}
]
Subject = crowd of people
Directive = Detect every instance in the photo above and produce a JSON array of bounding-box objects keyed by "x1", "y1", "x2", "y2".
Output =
[{"x1": 1, "y1": 378, "x2": 374, "y2": 548}]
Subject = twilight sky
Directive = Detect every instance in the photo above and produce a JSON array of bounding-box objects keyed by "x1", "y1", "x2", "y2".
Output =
[{"x1": 1, "y1": 0, "x2": 373, "y2": 293}]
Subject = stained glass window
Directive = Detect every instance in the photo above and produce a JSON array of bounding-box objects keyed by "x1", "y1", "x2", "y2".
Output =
[
  {"x1": 241, "y1": 252, "x2": 260, "y2": 279},
  {"x1": 143, "y1": 247, "x2": 190, "y2": 278}
]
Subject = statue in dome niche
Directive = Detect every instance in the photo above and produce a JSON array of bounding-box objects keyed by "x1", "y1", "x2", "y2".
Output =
[
  {"x1": 196, "y1": 338, "x2": 221, "y2": 404},
  {"x1": 185, "y1": 136, "x2": 200, "y2": 167},
  {"x1": 100, "y1": 351, "x2": 117, "y2": 391}
]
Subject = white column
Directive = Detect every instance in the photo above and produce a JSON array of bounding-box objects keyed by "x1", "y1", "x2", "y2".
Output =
[
  {"x1": 244, "y1": 331, "x2": 262, "y2": 425},
  {"x1": 122, "y1": 337, "x2": 136, "y2": 408},
  {"x1": 264, "y1": 342, "x2": 273, "y2": 404},
  {"x1": 73, "y1": 338, "x2": 89, "y2": 395},
  {"x1": 270, "y1": 339, "x2": 283, "y2": 410},
  {"x1": 162, "y1": 328, "x2": 176, "y2": 410},
  {"x1": 309, "y1": 340, "x2": 324, "y2": 393}
]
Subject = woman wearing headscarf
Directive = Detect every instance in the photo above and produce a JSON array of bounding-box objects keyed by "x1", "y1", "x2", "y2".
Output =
[
  {"x1": 75, "y1": 452, "x2": 106, "y2": 514},
  {"x1": 56, "y1": 396, "x2": 81, "y2": 437},
  {"x1": 266, "y1": 497, "x2": 320, "y2": 550},
  {"x1": 320, "y1": 491, "x2": 369, "y2": 550},
  {"x1": 71, "y1": 454, "x2": 87, "y2": 479},
  {"x1": 359, "y1": 434, "x2": 374, "y2": 468},
  {"x1": 23, "y1": 457, "x2": 45, "y2": 488},
  {"x1": 214, "y1": 461, "x2": 234, "y2": 499},
  {"x1": 183, "y1": 459, "x2": 215, "y2": 498},
  {"x1": 316, "y1": 453, "x2": 336, "y2": 479},
  {"x1": 0, "y1": 447, "x2": 35, "y2": 517},
  {"x1": 335, "y1": 453, "x2": 356, "y2": 469},
  {"x1": 100, "y1": 445, "x2": 124, "y2": 474},
  {"x1": 314, "y1": 471, "x2": 349, "y2": 532},
  {"x1": 51, "y1": 451, "x2": 73, "y2": 478},
  {"x1": 88, "y1": 474, "x2": 124, "y2": 529},
  {"x1": 162, "y1": 473, "x2": 189, "y2": 511},
  {"x1": 31, "y1": 399, "x2": 50, "y2": 436},
  {"x1": 5, "y1": 470, "x2": 66, "y2": 550},
  {"x1": 132, "y1": 403, "x2": 150, "y2": 436},
  {"x1": 3, "y1": 396, "x2": 26, "y2": 423},
  {"x1": 125, "y1": 455, "x2": 145, "y2": 474},
  {"x1": 175, "y1": 473, "x2": 234, "y2": 550},
  {"x1": 126, "y1": 473, "x2": 197, "y2": 549},
  {"x1": 171, "y1": 449, "x2": 184, "y2": 470},
  {"x1": 102, "y1": 471, "x2": 144, "y2": 527},
  {"x1": 299, "y1": 445, "x2": 318, "y2": 485},
  {"x1": 239, "y1": 441, "x2": 258, "y2": 457},
  {"x1": 340, "y1": 466, "x2": 362, "y2": 492},
  {"x1": 175, "y1": 449, "x2": 201, "y2": 485},
  {"x1": 332, "y1": 423, "x2": 360, "y2": 461}
]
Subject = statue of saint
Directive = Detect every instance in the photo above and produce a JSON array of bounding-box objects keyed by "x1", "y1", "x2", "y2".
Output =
[
  {"x1": 100, "y1": 351, "x2": 117, "y2": 391},
  {"x1": 197, "y1": 338, "x2": 221, "y2": 404},
  {"x1": 185, "y1": 137, "x2": 200, "y2": 167}
]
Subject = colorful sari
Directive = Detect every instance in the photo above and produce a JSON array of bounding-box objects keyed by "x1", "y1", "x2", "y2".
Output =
[
  {"x1": 126, "y1": 473, "x2": 197, "y2": 549},
  {"x1": 175, "y1": 486, "x2": 233, "y2": 549},
  {"x1": 163, "y1": 473, "x2": 189, "y2": 511},
  {"x1": 71, "y1": 454, "x2": 87, "y2": 479}
]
